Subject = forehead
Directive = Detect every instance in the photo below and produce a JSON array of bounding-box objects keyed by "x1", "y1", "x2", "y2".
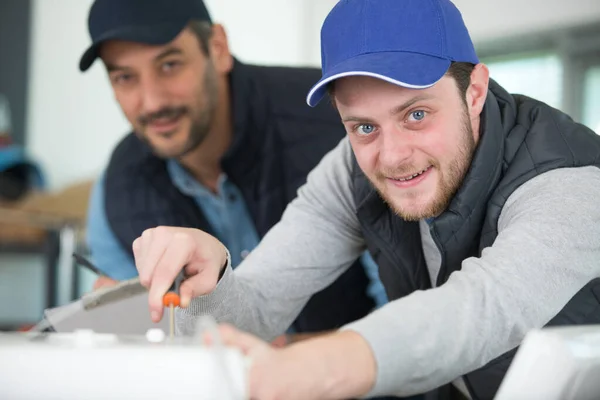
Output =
[
  {"x1": 99, "y1": 28, "x2": 198, "y2": 66},
  {"x1": 333, "y1": 75, "x2": 455, "y2": 106}
]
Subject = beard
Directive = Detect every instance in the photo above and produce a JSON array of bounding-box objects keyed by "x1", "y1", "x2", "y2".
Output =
[
  {"x1": 371, "y1": 109, "x2": 476, "y2": 222},
  {"x1": 136, "y1": 62, "x2": 219, "y2": 159}
]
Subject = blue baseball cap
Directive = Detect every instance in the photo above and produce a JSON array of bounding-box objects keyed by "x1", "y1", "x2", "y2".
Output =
[
  {"x1": 306, "y1": 0, "x2": 479, "y2": 107},
  {"x1": 79, "y1": 0, "x2": 212, "y2": 72}
]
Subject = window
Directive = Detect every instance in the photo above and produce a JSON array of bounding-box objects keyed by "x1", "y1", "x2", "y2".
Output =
[
  {"x1": 483, "y1": 52, "x2": 563, "y2": 110},
  {"x1": 476, "y1": 23, "x2": 600, "y2": 131},
  {"x1": 582, "y1": 65, "x2": 600, "y2": 134}
]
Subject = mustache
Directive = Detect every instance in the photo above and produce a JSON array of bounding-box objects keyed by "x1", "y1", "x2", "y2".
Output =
[
  {"x1": 375, "y1": 161, "x2": 437, "y2": 179},
  {"x1": 138, "y1": 107, "x2": 187, "y2": 126}
]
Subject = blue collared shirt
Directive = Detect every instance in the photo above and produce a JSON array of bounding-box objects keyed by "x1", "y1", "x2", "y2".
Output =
[
  {"x1": 86, "y1": 160, "x2": 389, "y2": 307},
  {"x1": 166, "y1": 160, "x2": 260, "y2": 268},
  {"x1": 86, "y1": 160, "x2": 259, "y2": 279}
]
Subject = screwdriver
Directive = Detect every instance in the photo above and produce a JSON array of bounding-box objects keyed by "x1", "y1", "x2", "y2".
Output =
[{"x1": 162, "y1": 270, "x2": 186, "y2": 340}]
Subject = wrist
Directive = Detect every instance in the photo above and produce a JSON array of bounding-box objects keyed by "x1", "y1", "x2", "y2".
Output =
[
  {"x1": 288, "y1": 330, "x2": 376, "y2": 399},
  {"x1": 320, "y1": 330, "x2": 377, "y2": 398}
]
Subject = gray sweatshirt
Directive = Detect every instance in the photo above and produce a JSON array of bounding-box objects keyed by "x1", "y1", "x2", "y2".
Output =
[{"x1": 177, "y1": 136, "x2": 600, "y2": 397}]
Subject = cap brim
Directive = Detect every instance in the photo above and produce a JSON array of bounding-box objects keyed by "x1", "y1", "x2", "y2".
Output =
[
  {"x1": 79, "y1": 21, "x2": 188, "y2": 72},
  {"x1": 306, "y1": 52, "x2": 451, "y2": 107}
]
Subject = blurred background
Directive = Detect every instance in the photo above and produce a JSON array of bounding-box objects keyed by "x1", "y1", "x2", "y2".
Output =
[{"x1": 0, "y1": 0, "x2": 599, "y2": 331}]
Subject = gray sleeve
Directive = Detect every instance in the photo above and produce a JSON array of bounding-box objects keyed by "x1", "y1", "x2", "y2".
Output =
[
  {"x1": 343, "y1": 166, "x2": 600, "y2": 397},
  {"x1": 177, "y1": 137, "x2": 366, "y2": 339}
]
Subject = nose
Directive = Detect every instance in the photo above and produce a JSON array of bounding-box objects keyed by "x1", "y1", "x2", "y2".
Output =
[
  {"x1": 378, "y1": 127, "x2": 413, "y2": 169},
  {"x1": 139, "y1": 75, "x2": 168, "y2": 115}
]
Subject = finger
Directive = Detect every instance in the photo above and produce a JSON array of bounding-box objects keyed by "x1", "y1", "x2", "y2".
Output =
[
  {"x1": 178, "y1": 266, "x2": 219, "y2": 308},
  {"x1": 138, "y1": 228, "x2": 154, "y2": 267},
  {"x1": 132, "y1": 237, "x2": 142, "y2": 273},
  {"x1": 139, "y1": 227, "x2": 172, "y2": 287},
  {"x1": 218, "y1": 324, "x2": 269, "y2": 355},
  {"x1": 202, "y1": 331, "x2": 214, "y2": 347},
  {"x1": 147, "y1": 232, "x2": 195, "y2": 321},
  {"x1": 270, "y1": 334, "x2": 289, "y2": 348},
  {"x1": 133, "y1": 229, "x2": 153, "y2": 285},
  {"x1": 92, "y1": 277, "x2": 113, "y2": 291}
]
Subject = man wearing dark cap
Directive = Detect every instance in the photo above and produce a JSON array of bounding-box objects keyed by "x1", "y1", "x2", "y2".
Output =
[
  {"x1": 81, "y1": 0, "x2": 386, "y2": 343},
  {"x1": 132, "y1": 0, "x2": 600, "y2": 399}
]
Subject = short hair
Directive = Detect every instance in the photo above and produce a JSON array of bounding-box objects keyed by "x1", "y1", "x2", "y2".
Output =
[
  {"x1": 446, "y1": 61, "x2": 476, "y2": 100},
  {"x1": 186, "y1": 20, "x2": 214, "y2": 56}
]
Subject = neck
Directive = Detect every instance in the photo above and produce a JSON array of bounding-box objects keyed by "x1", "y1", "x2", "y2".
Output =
[{"x1": 179, "y1": 79, "x2": 233, "y2": 193}]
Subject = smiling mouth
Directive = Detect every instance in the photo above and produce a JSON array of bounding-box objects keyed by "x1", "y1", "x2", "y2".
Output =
[{"x1": 390, "y1": 166, "x2": 432, "y2": 182}]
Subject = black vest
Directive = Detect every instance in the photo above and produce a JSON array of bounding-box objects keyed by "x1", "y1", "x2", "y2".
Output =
[
  {"x1": 104, "y1": 60, "x2": 375, "y2": 333},
  {"x1": 353, "y1": 80, "x2": 600, "y2": 400}
]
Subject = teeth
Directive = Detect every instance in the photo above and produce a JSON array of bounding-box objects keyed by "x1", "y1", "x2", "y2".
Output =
[{"x1": 396, "y1": 167, "x2": 429, "y2": 182}]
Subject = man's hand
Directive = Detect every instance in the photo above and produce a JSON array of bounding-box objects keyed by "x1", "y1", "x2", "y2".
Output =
[
  {"x1": 132, "y1": 226, "x2": 228, "y2": 322},
  {"x1": 92, "y1": 276, "x2": 118, "y2": 291},
  {"x1": 219, "y1": 324, "x2": 377, "y2": 400}
]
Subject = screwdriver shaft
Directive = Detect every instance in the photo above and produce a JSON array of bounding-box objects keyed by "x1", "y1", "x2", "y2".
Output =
[{"x1": 169, "y1": 304, "x2": 175, "y2": 340}]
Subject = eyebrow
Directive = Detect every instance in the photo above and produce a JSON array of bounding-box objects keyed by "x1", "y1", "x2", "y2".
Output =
[
  {"x1": 153, "y1": 47, "x2": 183, "y2": 62},
  {"x1": 105, "y1": 47, "x2": 184, "y2": 72},
  {"x1": 341, "y1": 94, "x2": 434, "y2": 123},
  {"x1": 390, "y1": 94, "x2": 434, "y2": 116}
]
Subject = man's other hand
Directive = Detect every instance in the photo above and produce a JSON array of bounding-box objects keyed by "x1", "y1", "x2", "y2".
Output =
[{"x1": 92, "y1": 276, "x2": 118, "y2": 291}]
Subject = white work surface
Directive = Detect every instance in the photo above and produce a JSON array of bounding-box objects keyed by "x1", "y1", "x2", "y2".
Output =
[{"x1": 0, "y1": 329, "x2": 249, "y2": 400}]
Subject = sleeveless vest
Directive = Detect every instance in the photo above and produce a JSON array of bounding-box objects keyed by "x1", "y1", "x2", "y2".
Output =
[{"x1": 353, "y1": 79, "x2": 600, "y2": 399}]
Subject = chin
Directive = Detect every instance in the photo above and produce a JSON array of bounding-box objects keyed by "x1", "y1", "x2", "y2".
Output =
[
  {"x1": 384, "y1": 192, "x2": 440, "y2": 221},
  {"x1": 393, "y1": 205, "x2": 433, "y2": 221},
  {"x1": 148, "y1": 142, "x2": 186, "y2": 158},
  {"x1": 145, "y1": 134, "x2": 189, "y2": 156}
]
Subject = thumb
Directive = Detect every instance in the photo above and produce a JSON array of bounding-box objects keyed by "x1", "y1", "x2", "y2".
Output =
[
  {"x1": 218, "y1": 324, "x2": 270, "y2": 356},
  {"x1": 178, "y1": 269, "x2": 220, "y2": 308},
  {"x1": 178, "y1": 279, "x2": 196, "y2": 309}
]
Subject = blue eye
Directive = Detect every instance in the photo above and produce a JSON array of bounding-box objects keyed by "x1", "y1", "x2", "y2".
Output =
[
  {"x1": 409, "y1": 110, "x2": 426, "y2": 121},
  {"x1": 357, "y1": 124, "x2": 375, "y2": 135}
]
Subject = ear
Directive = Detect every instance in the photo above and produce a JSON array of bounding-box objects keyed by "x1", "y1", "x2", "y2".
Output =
[
  {"x1": 208, "y1": 24, "x2": 233, "y2": 74},
  {"x1": 465, "y1": 63, "x2": 489, "y2": 120}
]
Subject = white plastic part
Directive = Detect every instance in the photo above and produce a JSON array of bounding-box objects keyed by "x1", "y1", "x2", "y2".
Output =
[
  {"x1": 145, "y1": 328, "x2": 166, "y2": 343},
  {"x1": 0, "y1": 324, "x2": 249, "y2": 400},
  {"x1": 495, "y1": 325, "x2": 600, "y2": 400}
]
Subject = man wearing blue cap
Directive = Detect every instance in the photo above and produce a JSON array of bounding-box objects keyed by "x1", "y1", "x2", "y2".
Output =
[
  {"x1": 132, "y1": 0, "x2": 600, "y2": 399},
  {"x1": 80, "y1": 0, "x2": 384, "y2": 343}
]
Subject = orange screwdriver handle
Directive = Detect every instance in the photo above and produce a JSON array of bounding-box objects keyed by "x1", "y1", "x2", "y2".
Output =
[
  {"x1": 163, "y1": 270, "x2": 185, "y2": 307},
  {"x1": 163, "y1": 292, "x2": 181, "y2": 307}
]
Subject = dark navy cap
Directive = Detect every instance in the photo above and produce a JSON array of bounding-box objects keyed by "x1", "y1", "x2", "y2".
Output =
[
  {"x1": 79, "y1": 0, "x2": 212, "y2": 72},
  {"x1": 306, "y1": 0, "x2": 479, "y2": 107}
]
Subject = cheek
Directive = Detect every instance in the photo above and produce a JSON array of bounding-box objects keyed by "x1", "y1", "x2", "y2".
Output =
[
  {"x1": 171, "y1": 82, "x2": 196, "y2": 101},
  {"x1": 174, "y1": 70, "x2": 204, "y2": 102},
  {"x1": 420, "y1": 121, "x2": 458, "y2": 164},
  {"x1": 425, "y1": 140, "x2": 448, "y2": 165}
]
